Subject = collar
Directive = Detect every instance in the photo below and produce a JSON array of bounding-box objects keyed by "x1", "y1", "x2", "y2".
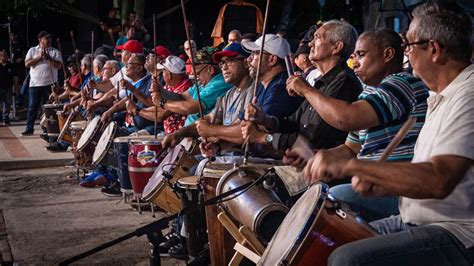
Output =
[
  {"x1": 439, "y1": 64, "x2": 474, "y2": 99},
  {"x1": 318, "y1": 61, "x2": 348, "y2": 85},
  {"x1": 132, "y1": 74, "x2": 150, "y2": 87}
]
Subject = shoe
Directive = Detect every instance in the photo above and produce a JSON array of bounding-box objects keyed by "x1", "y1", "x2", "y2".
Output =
[
  {"x1": 3, "y1": 121, "x2": 11, "y2": 126},
  {"x1": 158, "y1": 231, "x2": 180, "y2": 256},
  {"x1": 168, "y1": 243, "x2": 188, "y2": 260},
  {"x1": 188, "y1": 243, "x2": 211, "y2": 266},
  {"x1": 101, "y1": 181, "x2": 122, "y2": 197},
  {"x1": 80, "y1": 175, "x2": 107, "y2": 188},
  {"x1": 40, "y1": 133, "x2": 49, "y2": 143},
  {"x1": 21, "y1": 130, "x2": 34, "y2": 136},
  {"x1": 64, "y1": 160, "x2": 75, "y2": 168},
  {"x1": 46, "y1": 142, "x2": 68, "y2": 152}
]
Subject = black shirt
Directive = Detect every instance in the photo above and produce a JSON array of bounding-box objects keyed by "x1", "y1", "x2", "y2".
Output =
[
  {"x1": 0, "y1": 62, "x2": 16, "y2": 90},
  {"x1": 271, "y1": 62, "x2": 362, "y2": 151}
]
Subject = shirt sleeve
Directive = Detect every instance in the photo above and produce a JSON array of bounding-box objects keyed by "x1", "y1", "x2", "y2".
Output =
[
  {"x1": 25, "y1": 48, "x2": 34, "y2": 61},
  {"x1": 362, "y1": 77, "x2": 416, "y2": 125},
  {"x1": 346, "y1": 130, "x2": 361, "y2": 144}
]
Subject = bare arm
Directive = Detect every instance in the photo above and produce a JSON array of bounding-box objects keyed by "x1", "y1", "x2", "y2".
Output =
[
  {"x1": 163, "y1": 92, "x2": 200, "y2": 115},
  {"x1": 138, "y1": 106, "x2": 171, "y2": 122},
  {"x1": 25, "y1": 55, "x2": 43, "y2": 68},
  {"x1": 287, "y1": 76, "x2": 378, "y2": 131},
  {"x1": 343, "y1": 155, "x2": 471, "y2": 199}
]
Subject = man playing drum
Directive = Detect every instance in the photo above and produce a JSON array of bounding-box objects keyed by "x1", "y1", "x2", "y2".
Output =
[{"x1": 306, "y1": 2, "x2": 474, "y2": 265}]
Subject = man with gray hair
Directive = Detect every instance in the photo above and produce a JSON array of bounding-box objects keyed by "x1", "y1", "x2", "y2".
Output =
[
  {"x1": 242, "y1": 22, "x2": 361, "y2": 157},
  {"x1": 304, "y1": 2, "x2": 474, "y2": 265}
]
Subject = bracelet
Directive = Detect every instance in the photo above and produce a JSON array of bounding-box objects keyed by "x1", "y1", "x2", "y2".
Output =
[{"x1": 134, "y1": 106, "x2": 141, "y2": 116}]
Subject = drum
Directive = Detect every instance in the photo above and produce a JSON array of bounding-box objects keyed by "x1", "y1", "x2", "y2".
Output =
[
  {"x1": 43, "y1": 103, "x2": 63, "y2": 137},
  {"x1": 176, "y1": 176, "x2": 207, "y2": 257},
  {"x1": 216, "y1": 165, "x2": 289, "y2": 244},
  {"x1": 128, "y1": 138, "x2": 165, "y2": 197},
  {"x1": 58, "y1": 111, "x2": 84, "y2": 144},
  {"x1": 201, "y1": 163, "x2": 237, "y2": 266},
  {"x1": 76, "y1": 116, "x2": 103, "y2": 167},
  {"x1": 71, "y1": 121, "x2": 87, "y2": 168},
  {"x1": 113, "y1": 136, "x2": 134, "y2": 194},
  {"x1": 92, "y1": 122, "x2": 127, "y2": 168},
  {"x1": 259, "y1": 183, "x2": 378, "y2": 265},
  {"x1": 142, "y1": 138, "x2": 197, "y2": 213}
]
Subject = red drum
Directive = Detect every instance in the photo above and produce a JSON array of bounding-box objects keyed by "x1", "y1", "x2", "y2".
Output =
[
  {"x1": 128, "y1": 138, "x2": 164, "y2": 197},
  {"x1": 259, "y1": 183, "x2": 378, "y2": 265}
]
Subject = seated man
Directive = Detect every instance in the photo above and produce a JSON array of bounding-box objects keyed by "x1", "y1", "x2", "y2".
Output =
[
  {"x1": 161, "y1": 42, "x2": 253, "y2": 154},
  {"x1": 127, "y1": 55, "x2": 192, "y2": 135},
  {"x1": 288, "y1": 27, "x2": 429, "y2": 221},
  {"x1": 241, "y1": 21, "x2": 361, "y2": 159},
  {"x1": 306, "y1": 2, "x2": 474, "y2": 265},
  {"x1": 152, "y1": 47, "x2": 233, "y2": 130}
]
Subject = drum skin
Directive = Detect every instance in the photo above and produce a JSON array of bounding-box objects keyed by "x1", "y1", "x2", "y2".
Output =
[
  {"x1": 142, "y1": 140, "x2": 196, "y2": 213},
  {"x1": 76, "y1": 116, "x2": 103, "y2": 167},
  {"x1": 128, "y1": 140, "x2": 163, "y2": 195},
  {"x1": 259, "y1": 183, "x2": 378, "y2": 265},
  {"x1": 201, "y1": 163, "x2": 236, "y2": 266}
]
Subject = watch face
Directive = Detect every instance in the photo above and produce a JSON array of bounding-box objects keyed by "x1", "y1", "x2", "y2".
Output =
[{"x1": 265, "y1": 134, "x2": 273, "y2": 143}]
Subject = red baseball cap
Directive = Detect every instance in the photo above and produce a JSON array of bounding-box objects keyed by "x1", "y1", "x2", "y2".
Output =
[
  {"x1": 154, "y1": 46, "x2": 172, "y2": 59},
  {"x1": 116, "y1": 40, "x2": 144, "y2": 54}
]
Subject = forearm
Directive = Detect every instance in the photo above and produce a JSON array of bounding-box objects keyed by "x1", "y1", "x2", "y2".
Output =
[
  {"x1": 49, "y1": 59, "x2": 62, "y2": 69},
  {"x1": 95, "y1": 80, "x2": 114, "y2": 92},
  {"x1": 25, "y1": 57, "x2": 41, "y2": 68},
  {"x1": 139, "y1": 107, "x2": 170, "y2": 122},
  {"x1": 133, "y1": 91, "x2": 153, "y2": 107},
  {"x1": 176, "y1": 124, "x2": 199, "y2": 139},
  {"x1": 163, "y1": 99, "x2": 199, "y2": 115},
  {"x1": 209, "y1": 123, "x2": 244, "y2": 144}
]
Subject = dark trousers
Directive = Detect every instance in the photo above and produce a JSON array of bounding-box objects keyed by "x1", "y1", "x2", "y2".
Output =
[
  {"x1": 0, "y1": 89, "x2": 12, "y2": 123},
  {"x1": 26, "y1": 85, "x2": 51, "y2": 132}
]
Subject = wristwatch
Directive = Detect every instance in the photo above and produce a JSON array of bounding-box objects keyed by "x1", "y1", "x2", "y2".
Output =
[
  {"x1": 160, "y1": 99, "x2": 166, "y2": 109},
  {"x1": 264, "y1": 133, "x2": 273, "y2": 144}
]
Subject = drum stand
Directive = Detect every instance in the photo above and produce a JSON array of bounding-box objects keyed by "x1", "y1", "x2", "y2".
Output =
[{"x1": 217, "y1": 211, "x2": 264, "y2": 265}]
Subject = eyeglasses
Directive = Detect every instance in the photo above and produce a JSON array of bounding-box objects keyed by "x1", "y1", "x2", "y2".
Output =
[
  {"x1": 102, "y1": 67, "x2": 113, "y2": 70},
  {"x1": 218, "y1": 57, "x2": 243, "y2": 68},
  {"x1": 194, "y1": 65, "x2": 207, "y2": 76},
  {"x1": 402, "y1": 40, "x2": 430, "y2": 53},
  {"x1": 126, "y1": 62, "x2": 142, "y2": 68}
]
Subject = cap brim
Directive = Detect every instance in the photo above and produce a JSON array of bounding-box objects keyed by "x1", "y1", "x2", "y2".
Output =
[
  {"x1": 241, "y1": 40, "x2": 260, "y2": 53},
  {"x1": 156, "y1": 63, "x2": 166, "y2": 70},
  {"x1": 116, "y1": 45, "x2": 125, "y2": 50},
  {"x1": 212, "y1": 50, "x2": 239, "y2": 63}
]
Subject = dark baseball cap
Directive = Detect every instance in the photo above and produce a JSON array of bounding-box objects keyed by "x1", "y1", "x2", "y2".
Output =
[{"x1": 37, "y1": 31, "x2": 51, "y2": 39}]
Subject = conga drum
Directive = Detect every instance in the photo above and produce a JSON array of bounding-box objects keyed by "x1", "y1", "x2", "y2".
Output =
[
  {"x1": 142, "y1": 138, "x2": 196, "y2": 213},
  {"x1": 259, "y1": 183, "x2": 378, "y2": 265},
  {"x1": 70, "y1": 121, "x2": 87, "y2": 167},
  {"x1": 128, "y1": 138, "x2": 165, "y2": 198},
  {"x1": 176, "y1": 176, "x2": 207, "y2": 257},
  {"x1": 58, "y1": 110, "x2": 83, "y2": 144},
  {"x1": 113, "y1": 136, "x2": 134, "y2": 196},
  {"x1": 201, "y1": 163, "x2": 237, "y2": 266},
  {"x1": 43, "y1": 103, "x2": 63, "y2": 138},
  {"x1": 76, "y1": 116, "x2": 103, "y2": 167}
]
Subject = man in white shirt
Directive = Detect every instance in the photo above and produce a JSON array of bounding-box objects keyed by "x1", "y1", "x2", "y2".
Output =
[
  {"x1": 23, "y1": 31, "x2": 62, "y2": 135},
  {"x1": 304, "y1": 2, "x2": 474, "y2": 265}
]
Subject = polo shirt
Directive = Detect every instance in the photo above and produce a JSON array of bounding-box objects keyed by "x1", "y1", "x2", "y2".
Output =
[
  {"x1": 400, "y1": 64, "x2": 474, "y2": 248},
  {"x1": 184, "y1": 73, "x2": 232, "y2": 125},
  {"x1": 347, "y1": 73, "x2": 429, "y2": 161}
]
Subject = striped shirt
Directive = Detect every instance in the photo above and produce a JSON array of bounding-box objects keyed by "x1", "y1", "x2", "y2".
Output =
[{"x1": 347, "y1": 73, "x2": 429, "y2": 161}]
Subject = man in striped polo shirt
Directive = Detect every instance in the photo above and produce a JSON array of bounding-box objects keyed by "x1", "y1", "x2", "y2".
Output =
[{"x1": 287, "y1": 28, "x2": 429, "y2": 221}]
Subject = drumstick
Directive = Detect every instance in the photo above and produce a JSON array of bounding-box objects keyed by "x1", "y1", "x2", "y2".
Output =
[
  {"x1": 243, "y1": 0, "x2": 271, "y2": 164},
  {"x1": 153, "y1": 13, "x2": 159, "y2": 140},
  {"x1": 70, "y1": 30, "x2": 77, "y2": 52},
  {"x1": 57, "y1": 38, "x2": 68, "y2": 81}
]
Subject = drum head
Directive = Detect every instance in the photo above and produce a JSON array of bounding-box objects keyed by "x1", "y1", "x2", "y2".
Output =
[
  {"x1": 259, "y1": 183, "x2": 327, "y2": 265},
  {"x1": 77, "y1": 116, "x2": 101, "y2": 150},
  {"x1": 177, "y1": 176, "x2": 199, "y2": 189},
  {"x1": 202, "y1": 163, "x2": 235, "y2": 179},
  {"x1": 92, "y1": 122, "x2": 117, "y2": 164},
  {"x1": 129, "y1": 135, "x2": 164, "y2": 145}
]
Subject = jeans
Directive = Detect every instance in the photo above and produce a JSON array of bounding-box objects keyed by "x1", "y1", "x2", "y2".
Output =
[
  {"x1": 0, "y1": 89, "x2": 12, "y2": 123},
  {"x1": 26, "y1": 85, "x2": 51, "y2": 132},
  {"x1": 329, "y1": 184, "x2": 399, "y2": 222},
  {"x1": 328, "y1": 215, "x2": 474, "y2": 266}
]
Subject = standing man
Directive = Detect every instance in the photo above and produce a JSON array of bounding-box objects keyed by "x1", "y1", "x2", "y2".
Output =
[
  {"x1": 306, "y1": 2, "x2": 474, "y2": 265},
  {"x1": 22, "y1": 31, "x2": 62, "y2": 135},
  {"x1": 0, "y1": 50, "x2": 18, "y2": 125}
]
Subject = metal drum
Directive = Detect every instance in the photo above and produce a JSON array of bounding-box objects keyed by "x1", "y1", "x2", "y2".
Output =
[
  {"x1": 216, "y1": 165, "x2": 289, "y2": 244},
  {"x1": 128, "y1": 138, "x2": 165, "y2": 197},
  {"x1": 142, "y1": 138, "x2": 196, "y2": 213},
  {"x1": 259, "y1": 183, "x2": 378, "y2": 265},
  {"x1": 76, "y1": 116, "x2": 103, "y2": 167},
  {"x1": 43, "y1": 103, "x2": 63, "y2": 137}
]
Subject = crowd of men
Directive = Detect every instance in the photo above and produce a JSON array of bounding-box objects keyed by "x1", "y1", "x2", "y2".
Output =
[{"x1": 3, "y1": 0, "x2": 473, "y2": 264}]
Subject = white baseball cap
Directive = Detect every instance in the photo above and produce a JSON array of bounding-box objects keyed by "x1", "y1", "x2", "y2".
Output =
[
  {"x1": 156, "y1": 55, "x2": 186, "y2": 74},
  {"x1": 241, "y1": 34, "x2": 291, "y2": 59}
]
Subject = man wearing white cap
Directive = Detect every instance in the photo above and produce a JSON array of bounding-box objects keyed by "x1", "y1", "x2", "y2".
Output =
[{"x1": 135, "y1": 55, "x2": 192, "y2": 134}]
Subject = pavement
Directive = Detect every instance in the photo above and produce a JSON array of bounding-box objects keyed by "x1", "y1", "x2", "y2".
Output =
[{"x1": 0, "y1": 120, "x2": 73, "y2": 170}]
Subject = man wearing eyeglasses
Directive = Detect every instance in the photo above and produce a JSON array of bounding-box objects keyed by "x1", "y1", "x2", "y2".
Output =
[
  {"x1": 305, "y1": 2, "x2": 474, "y2": 265},
  {"x1": 161, "y1": 42, "x2": 253, "y2": 153}
]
